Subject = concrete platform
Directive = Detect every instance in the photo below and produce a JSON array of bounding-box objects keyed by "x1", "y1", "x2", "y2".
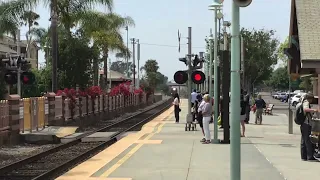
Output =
[
  {"x1": 82, "y1": 132, "x2": 119, "y2": 142},
  {"x1": 57, "y1": 99, "x2": 320, "y2": 180},
  {"x1": 20, "y1": 126, "x2": 78, "y2": 144},
  {"x1": 61, "y1": 132, "x2": 86, "y2": 143}
]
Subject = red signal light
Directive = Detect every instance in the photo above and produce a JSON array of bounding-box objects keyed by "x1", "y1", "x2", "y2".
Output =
[
  {"x1": 191, "y1": 71, "x2": 205, "y2": 84},
  {"x1": 194, "y1": 74, "x2": 202, "y2": 81},
  {"x1": 20, "y1": 71, "x2": 35, "y2": 84},
  {"x1": 174, "y1": 71, "x2": 188, "y2": 84}
]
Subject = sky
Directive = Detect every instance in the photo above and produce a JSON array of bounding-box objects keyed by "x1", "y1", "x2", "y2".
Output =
[{"x1": 20, "y1": 0, "x2": 291, "y2": 81}]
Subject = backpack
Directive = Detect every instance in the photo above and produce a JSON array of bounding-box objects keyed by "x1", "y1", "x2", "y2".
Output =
[{"x1": 294, "y1": 103, "x2": 305, "y2": 125}]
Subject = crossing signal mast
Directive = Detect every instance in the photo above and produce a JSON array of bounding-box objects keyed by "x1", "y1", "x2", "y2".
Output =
[
  {"x1": 174, "y1": 54, "x2": 205, "y2": 85},
  {"x1": 0, "y1": 54, "x2": 35, "y2": 95}
]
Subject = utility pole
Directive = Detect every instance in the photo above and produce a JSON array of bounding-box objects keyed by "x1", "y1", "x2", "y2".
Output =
[
  {"x1": 51, "y1": 0, "x2": 58, "y2": 92},
  {"x1": 212, "y1": 3, "x2": 222, "y2": 143},
  {"x1": 229, "y1": 1, "x2": 253, "y2": 179},
  {"x1": 131, "y1": 38, "x2": 136, "y2": 87},
  {"x1": 137, "y1": 39, "x2": 140, "y2": 88},
  {"x1": 288, "y1": 74, "x2": 293, "y2": 134},
  {"x1": 240, "y1": 36, "x2": 245, "y2": 89},
  {"x1": 125, "y1": 26, "x2": 129, "y2": 77},
  {"x1": 16, "y1": 29, "x2": 21, "y2": 96},
  {"x1": 209, "y1": 29, "x2": 213, "y2": 95},
  {"x1": 206, "y1": 36, "x2": 210, "y2": 92},
  {"x1": 186, "y1": 27, "x2": 193, "y2": 122}
]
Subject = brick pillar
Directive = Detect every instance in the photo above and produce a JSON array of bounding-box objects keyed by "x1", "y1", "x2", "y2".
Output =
[
  {"x1": 45, "y1": 92, "x2": 56, "y2": 126},
  {"x1": 8, "y1": 94, "x2": 20, "y2": 144}
]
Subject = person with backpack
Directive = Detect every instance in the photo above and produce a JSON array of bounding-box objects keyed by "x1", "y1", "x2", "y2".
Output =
[{"x1": 295, "y1": 93, "x2": 318, "y2": 161}]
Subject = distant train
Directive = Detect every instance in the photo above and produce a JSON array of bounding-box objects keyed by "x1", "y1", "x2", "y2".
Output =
[{"x1": 170, "y1": 87, "x2": 177, "y2": 97}]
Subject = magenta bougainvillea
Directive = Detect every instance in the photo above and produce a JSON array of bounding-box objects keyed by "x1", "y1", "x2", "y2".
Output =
[{"x1": 55, "y1": 84, "x2": 145, "y2": 119}]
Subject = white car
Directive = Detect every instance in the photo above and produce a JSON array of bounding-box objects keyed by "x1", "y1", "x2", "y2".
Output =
[{"x1": 291, "y1": 93, "x2": 306, "y2": 106}]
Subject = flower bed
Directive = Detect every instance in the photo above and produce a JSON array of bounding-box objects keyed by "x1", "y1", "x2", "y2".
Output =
[{"x1": 55, "y1": 83, "x2": 146, "y2": 119}]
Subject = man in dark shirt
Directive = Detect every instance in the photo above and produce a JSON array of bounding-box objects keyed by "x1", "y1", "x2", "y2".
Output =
[{"x1": 255, "y1": 94, "x2": 266, "y2": 124}]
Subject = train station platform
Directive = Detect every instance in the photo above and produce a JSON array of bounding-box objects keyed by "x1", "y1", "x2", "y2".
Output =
[{"x1": 57, "y1": 99, "x2": 320, "y2": 180}]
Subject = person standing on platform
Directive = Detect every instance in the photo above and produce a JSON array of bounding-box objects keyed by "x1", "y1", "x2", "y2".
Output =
[
  {"x1": 300, "y1": 93, "x2": 318, "y2": 161},
  {"x1": 191, "y1": 89, "x2": 198, "y2": 107},
  {"x1": 172, "y1": 93, "x2": 181, "y2": 123},
  {"x1": 201, "y1": 94, "x2": 213, "y2": 144},
  {"x1": 254, "y1": 94, "x2": 266, "y2": 125},
  {"x1": 195, "y1": 94, "x2": 205, "y2": 142},
  {"x1": 240, "y1": 94, "x2": 247, "y2": 137}
]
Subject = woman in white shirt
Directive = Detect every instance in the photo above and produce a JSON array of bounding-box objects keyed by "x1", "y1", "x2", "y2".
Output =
[
  {"x1": 172, "y1": 93, "x2": 180, "y2": 123},
  {"x1": 201, "y1": 94, "x2": 213, "y2": 144}
]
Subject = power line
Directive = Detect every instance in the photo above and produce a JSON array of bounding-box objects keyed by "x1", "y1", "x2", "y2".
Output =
[
  {"x1": 128, "y1": 42, "x2": 205, "y2": 49},
  {"x1": 140, "y1": 42, "x2": 205, "y2": 49}
]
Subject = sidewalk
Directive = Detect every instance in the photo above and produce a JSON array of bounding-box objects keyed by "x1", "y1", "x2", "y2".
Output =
[
  {"x1": 58, "y1": 99, "x2": 320, "y2": 180},
  {"x1": 99, "y1": 99, "x2": 319, "y2": 180},
  {"x1": 245, "y1": 113, "x2": 320, "y2": 180}
]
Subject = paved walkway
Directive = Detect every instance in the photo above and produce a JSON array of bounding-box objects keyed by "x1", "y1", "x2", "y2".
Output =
[{"x1": 58, "y1": 99, "x2": 320, "y2": 180}]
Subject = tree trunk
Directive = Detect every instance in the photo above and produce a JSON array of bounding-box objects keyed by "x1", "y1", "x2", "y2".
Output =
[
  {"x1": 93, "y1": 58, "x2": 98, "y2": 86},
  {"x1": 26, "y1": 25, "x2": 31, "y2": 58},
  {"x1": 102, "y1": 50, "x2": 109, "y2": 90}
]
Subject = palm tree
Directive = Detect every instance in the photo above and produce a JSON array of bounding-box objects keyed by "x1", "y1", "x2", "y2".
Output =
[
  {"x1": 0, "y1": 2, "x2": 20, "y2": 40},
  {"x1": 1, "y1": 0, "x2": 114, "y2": 33},
  {"x1": 78, "y1": 11, "x2": 135, "y2": 89},
  {"x1": 0, "y1": 0, "x2": 133, "y2": 89},
  {"x1": 20, "y1": 11, "x2": 40, "y2": 58}
]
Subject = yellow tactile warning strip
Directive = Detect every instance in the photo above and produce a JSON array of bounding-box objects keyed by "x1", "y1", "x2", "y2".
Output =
[
  {"x1": 98, "y1": 121, "x2": 168, "y2": 177},
  {"x1": 56, "y1": 107, "x2": 173, "y2": 180},
  {"x1": 134, "y1": 140, "x2": 163, "y2": 144},
  {"x1": 57, "y1": 177, "x2": 132, "y2": 180}
]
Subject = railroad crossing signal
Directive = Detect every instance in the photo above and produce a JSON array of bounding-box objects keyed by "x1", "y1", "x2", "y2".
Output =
[
  {"x1": 20, "y1": 71, "x2": 35, "y2": 84},
  {"x1": 4, "y1": 71, "x2": 18, "y2": 85},
  {"x1": 233, "y1": 0, "x2": 252, "y2": 7},
  {"x1": 174, "y1": 71, "x2": 188, "y2": 84},
  {"x1": 191, "y1": 71, "x2": 205, "y2": 84}
]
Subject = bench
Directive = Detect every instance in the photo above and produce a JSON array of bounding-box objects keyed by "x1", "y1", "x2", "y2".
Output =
[{"x1": 264, "y1": 104, "x2": 274, "y2": 115}]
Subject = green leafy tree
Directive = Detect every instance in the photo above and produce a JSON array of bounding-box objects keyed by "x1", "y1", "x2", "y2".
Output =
[
  {"x1": 241, "y1": 28, "x2": 279, "y2": 91},
  {"x1": 140, "y1": 59, "x2": 169, "y2": 94},
  {"x1": 299, "y1": 77, "x2": 312, "y2": 92},
  {"x1": 57, "y1": 32, "x2": 94, "y2": 88},
  {"x1": 141, "y1": 59, "x2": 159, "y2": 89},
  {"x1": 265, "y1": 66, "x2": 289, "y2": 90},
  {"x1": 110, "y1": 61, "x2": 133, "y2": 77},
  {"x1": 277, "y1": 37, "x2": 289, "y2": 65}
]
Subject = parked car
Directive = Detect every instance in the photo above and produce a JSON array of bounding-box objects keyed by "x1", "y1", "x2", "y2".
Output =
[
  {"x1": 278, "y1": 93, "x2": 287, "y2": 100},
  {"x1": 291, "y1": 94, "x2": 302, "y2": 106},
  {"x1": 291, "y1": 93, "x2": 307, "y2": 106},
  {"x1": 283, "y1": 93, "x2": 296, "y2": 102},
  {"x1": 273, "y1": 92, "x2": 282, "y2": 99}
]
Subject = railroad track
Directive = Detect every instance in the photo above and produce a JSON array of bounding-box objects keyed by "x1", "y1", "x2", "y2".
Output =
[{"x1": 0, "y1": 98, "x2": 172, "y2": 180}]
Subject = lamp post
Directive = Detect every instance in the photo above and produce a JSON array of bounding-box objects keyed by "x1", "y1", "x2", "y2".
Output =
[
  {"x1": 208, "y1": 30, "x2": 213, "y2": 95},
  {"x1": 205, "y1": 37, "x2": 210, "y2": 92},
  {"x1": 209, "y1": 2, "x2": 223, "y2": 143}
]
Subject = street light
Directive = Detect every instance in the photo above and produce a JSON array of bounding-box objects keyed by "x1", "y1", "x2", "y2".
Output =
[
  {"x1": 209, "y1": 1, "x2": 223, "y2": 144},
  {"x1": 205, "y1": 37, "x2": 210, "y2": 92},
  {"x1": 230, "y1": 1, "x2": 252, "y2": 180}
]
